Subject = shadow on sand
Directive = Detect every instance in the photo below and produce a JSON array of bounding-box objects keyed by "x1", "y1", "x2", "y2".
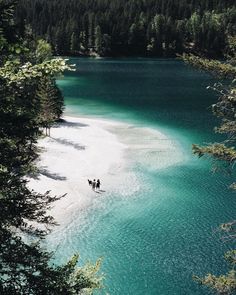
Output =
[
  {"x1": 53, "y1": 119, "x2": 89, "y2": 129},
  {"x1": 32, "y1": 167, "x2": 67, "y2": 181},
  {"x1": 50, "y1": 137, "x2": 86, "y2": 151},
  {"x1": 94, "y1": 190, "x2": 106, "y2": 194}
]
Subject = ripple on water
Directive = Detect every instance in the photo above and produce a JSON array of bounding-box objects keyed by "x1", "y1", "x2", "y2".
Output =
[
  {"x1": 49, "y1": 58, "x2": 236, "y2": 294},
  {"x1": 46, "y1": 122, "x2": 188, "y2": 261}
]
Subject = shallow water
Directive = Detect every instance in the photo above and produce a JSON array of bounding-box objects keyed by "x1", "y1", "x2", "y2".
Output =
[{"x1": 50, "y1": 58, "x2": 236, "y2": 294}]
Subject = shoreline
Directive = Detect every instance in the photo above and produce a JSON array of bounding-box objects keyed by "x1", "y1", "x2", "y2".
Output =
[
  {"x1": 29, "y1": 115, "x2": 127, "y2": 225},
  {"x1": 29, "y1": 115, "x2": 184, "y2": 225}
]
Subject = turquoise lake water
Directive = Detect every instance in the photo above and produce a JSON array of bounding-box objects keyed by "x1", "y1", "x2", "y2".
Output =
[{"x1": 53, "y1": 58, "x2": 236, "y2": 294}]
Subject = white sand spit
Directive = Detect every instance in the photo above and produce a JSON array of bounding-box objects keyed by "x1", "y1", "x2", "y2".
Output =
[{"x1": 29, "y1": 116, "x2": 127, "y2": 224}]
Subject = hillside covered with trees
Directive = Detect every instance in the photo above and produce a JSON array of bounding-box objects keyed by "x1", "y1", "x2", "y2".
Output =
[{"x1": 15, "y1": 0, "x2": 236, "y2": 57}]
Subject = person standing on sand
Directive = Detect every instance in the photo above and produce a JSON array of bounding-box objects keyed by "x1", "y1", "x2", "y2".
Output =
[
  {"x1": 96, "y1": 179, "x2": 101, "y2": 190},
  {"x1": 92, "y1": 179, "x2": 96, "y2": 190},
  {"x1": 88, "y1": 179, "x2": 92, "y2": 186}
]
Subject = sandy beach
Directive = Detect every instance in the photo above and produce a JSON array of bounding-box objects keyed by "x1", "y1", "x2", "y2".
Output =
[
  {"x1": 29, "y1": 116, "x2": 127, "y2": 224},
  {"x1": 29, "y1": 115, "x2": 183, "y2": 226}
]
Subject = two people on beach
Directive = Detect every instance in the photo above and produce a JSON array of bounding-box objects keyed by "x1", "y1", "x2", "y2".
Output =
[{"x1": 88, "y1": 179, "x2": 101, "y2": 191}]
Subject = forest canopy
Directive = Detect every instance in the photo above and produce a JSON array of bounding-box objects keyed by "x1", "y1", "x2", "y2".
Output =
[{"x1": 15, "y1": 0, "x2": 236, "y2": 57}]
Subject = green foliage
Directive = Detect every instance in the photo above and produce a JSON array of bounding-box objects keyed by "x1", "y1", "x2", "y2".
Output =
[
  {"x1": 36, "y1": 39, "x2": 52, "y2": 62},
  {"x1": 15, "y1": 0, "x2": 236, "y2": 57},
  {"x1": 56, "y1": 255, "x2": 103, "y2": 294},
  {"x1": 0, "y1": 229, "x2": 103, "y2": 294},
  {"x1": 182, "y1": 54, "x2": 236, "y2": 79},
  {"x1": 193, "y1": 143, "x2": 236, "y2": 164},
  {"x1": 0, "y1": 58, "x2": 73, "y2": 85},
  {"x1": 193, "y1": 270, "x2": 236, "y2": 295},
  {"x1": 225, "y1": 250, "x2": 236, "y2": 266},
  {"x1": 0, "y1": 0, "x2": 16, "y2": 54},
  {"x1": 194, "y1": 250, "x2": 236, "y2": 294},
  {"x1": 226, "y1": 36, "x2": 236, "y2": 63}
]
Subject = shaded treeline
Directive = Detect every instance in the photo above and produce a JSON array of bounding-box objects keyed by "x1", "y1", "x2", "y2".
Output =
[{"x1": 15, "y1": 0, "x2": 236, "y2": 57}]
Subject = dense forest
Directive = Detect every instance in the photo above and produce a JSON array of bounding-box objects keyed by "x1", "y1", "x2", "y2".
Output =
[{"x1": 15, "y1": 0, "x2": 236, "y2": 57}]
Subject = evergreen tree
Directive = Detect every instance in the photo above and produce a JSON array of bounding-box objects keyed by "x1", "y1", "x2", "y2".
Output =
[
  {"x1": 102, "y1": 33, "x2": 111, "y2": 56},
  {"x1": 70, "y1": 32, "x2": 80, "y2": 55},
  {"x1": 36, "y1": 77, "x2": 64, "y2": 136},
  {"x1": 88, "y1": 13, "x2": 94, "y2": 50},
  {"x1": 94, "y1": 25, "x2": 102, "y2": 54},
  {"x1": 151, "y1": 14, "x2": 164, "y2": 55}
]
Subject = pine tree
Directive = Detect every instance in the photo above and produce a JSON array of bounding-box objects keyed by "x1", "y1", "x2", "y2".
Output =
[
  {"x1": 36, "y1": 77, "x2": 63, "y2": 136},
  {"x1": 94, "y1": 25, "x2": 102, "y2": 54},
  {"x1": 70, "y1": 32, "x2": 80, "y2": 55}
]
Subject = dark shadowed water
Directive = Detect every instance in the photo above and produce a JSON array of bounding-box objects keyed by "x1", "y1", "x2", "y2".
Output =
[{"x1": 51, "y1": 58, "x2": 236, "y2": 295}]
